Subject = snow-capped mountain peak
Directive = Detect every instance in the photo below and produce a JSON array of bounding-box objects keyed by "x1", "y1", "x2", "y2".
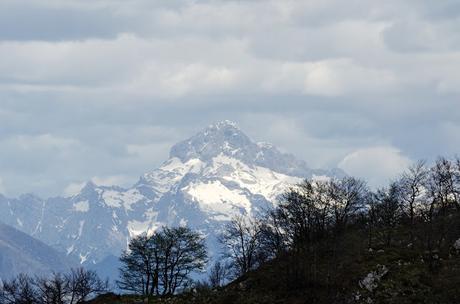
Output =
[
  {"x1": 167, "y1": 120, "x2": 322, "y2": 178},
  {"x1": 0, "y1": 121, "x2": 344, "y2": 278},
  {"x1": 169, "y1": 120, "x2": 253, "y2": 163}
]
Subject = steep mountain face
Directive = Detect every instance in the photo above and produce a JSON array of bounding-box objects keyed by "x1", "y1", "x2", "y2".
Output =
[
  {"x1": 0, "y1": 222, "x2": 72, "y2": 279},
  {"x1": 0, "y1": 121, "x2": 344, "y2": 275}
]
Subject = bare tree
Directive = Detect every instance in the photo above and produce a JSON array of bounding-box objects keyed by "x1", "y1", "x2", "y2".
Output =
[
  {"x1": 118, "y1": 234, "x2": 156, "y2": 297},
  {"x1": 64, "y1": 268, "x2": 108, "y2": 304},
  {"x1": 208, "y1": 260, "x2": 230, "y2": 288},
  {"x1": 430, "y1": 157, "x2": 459, "y2": 212},
  {"x1": 374, "y1": 183, "x2": 401, "y2": 247},
  {"x1": 398, "y1": 160, "x2": 428, "y2": 241},
  {"x1": 159, "y1": 227, "x2": 207, "y2": 296},
  {"x1": 455, "y1": 156, "x2": 460, "y2": 193},
  {"x1": 34, "y1": 273, "x2": 67, "y2": 304},
  {"x1": 0, "y1": 274, "x2": 38, "y2": 304},
  {"x1": 219, "y1": 215, "x2": 261, "y2": 277},
  {"x1": 1, "y1": 269, "x2": 107, "y2": 304},
  {"x1": 258, "y1": 208, "x2": 289, "y2": 259},
  {"x1": 328, "y1": 177, "x2": 367, "y2": 233},
  {"x1": 275, "y1": 183, "x2": 317, "y2": 249},
  {"x1": 118, "y1": 227, "x2": 207, "y2": 298}
]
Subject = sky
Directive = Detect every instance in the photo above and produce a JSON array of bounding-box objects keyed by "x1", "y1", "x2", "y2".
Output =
[{"x1": 0, "y1": 0, "x2": 459, "y2": 197}]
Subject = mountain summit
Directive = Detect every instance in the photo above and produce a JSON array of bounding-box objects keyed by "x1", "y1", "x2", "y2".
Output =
[
  {"x1": 0, "y1": 121, "x2": 343, "y2": 279},
  {"x1": 170, "y1": 120, "x2": 254, "y2": 162},
  {"x1": 170, "y1": 120, "x2": 318, "y2": 176}
]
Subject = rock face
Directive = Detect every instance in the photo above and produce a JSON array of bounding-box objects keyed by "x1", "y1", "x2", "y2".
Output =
[
  {"x1": 453, "y1": 238, "x2": 460, "y2": 251},
  {"x1": 0, "y1": 222, "x2": 72, "y2": 279},
  {"x1": 0, "y1": 121, "x2": 344, "y2": 278},
  {"x1": 359, "y1": 265, "x2": 389, "y2": 292}
]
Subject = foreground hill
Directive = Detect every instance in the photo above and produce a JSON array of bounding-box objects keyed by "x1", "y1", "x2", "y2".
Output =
[
  {"x1": 88, "y1": 225, "x2": 460, "y2": 304},
  {"x1": 0, "y1": 222, "x2": 72, "y2": 279}
]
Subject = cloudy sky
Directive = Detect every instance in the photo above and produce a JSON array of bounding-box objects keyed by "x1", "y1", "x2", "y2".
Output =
[{"x1": 0, "y1": 0, "x2": 459, "y2": 197}]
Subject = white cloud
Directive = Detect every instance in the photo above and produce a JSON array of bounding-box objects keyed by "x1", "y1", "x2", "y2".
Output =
[
  {"x1": 131, "y1": 62, "x2": 239, "y2": 97},
  {"x1": 339, "y1": 146, "x2": 412, "y2": 188},
  {"x1": 0, "y1": 34, "x2": 248, "y2": 97},
  {"x1": 2, "y1": 134, "x2": 80, "y2": 151},
  {"x1": 302, "y1": 59, "x2": 397, "y2": 97},
  {"x1": 91, "y1": 175, "x2": 134, "y2": 188}
]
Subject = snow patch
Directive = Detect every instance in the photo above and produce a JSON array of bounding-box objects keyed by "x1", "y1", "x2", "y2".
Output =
[
  {"x1": 312, "y1": 174, "x2": 331, "y2": 182},
  {"x1": 179, "y1": 218, "x2": 188, "y2": 226},
  {"x1": 67, "y1": 244, "x2": 75, "y2": 255},
  {"x1": 142, "y1": 157, "x2": 205, "y2": 194},
  {"x1": 77, "y1": 220, "x2": 85, "y2": 239},
  {"x1": 73, "y1": 200, "x2": 89, "y2": 212},
  {"x1": 79, "y1": 252, "x2": 89, "y2": 264},
  {"x1": 212, "y1": 154, "x2": 301, "y2": 202},
  {"x1": 127, "y1": 220, "x2": 159, "y2": 238},
  {"x1": 102, "y1": 189, "x2": 143, "y2": 210},
  {"x1": 186, "y1": 179, "x2": 251, "y2": 215}
]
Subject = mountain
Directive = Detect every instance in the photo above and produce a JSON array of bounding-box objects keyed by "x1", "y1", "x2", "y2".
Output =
[
  {"x1": 0, "y1": 121, "x2": 344, "y2": 278},
  {"x1": 0, "y1": 221, "x2": 72, "y2": 279}
]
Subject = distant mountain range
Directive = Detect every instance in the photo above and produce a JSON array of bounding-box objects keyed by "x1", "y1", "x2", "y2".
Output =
[
  {"x1": 0, "y1": 121, "x2": 344, "y2": 280},
  {"x1": 0, "y1": 222, "x2": 72, "y2": 279}
]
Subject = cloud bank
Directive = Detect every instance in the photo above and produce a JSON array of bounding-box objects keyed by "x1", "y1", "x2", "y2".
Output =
[{"x1": 0, "y1": 0, "x2": 459, "y2": 195}]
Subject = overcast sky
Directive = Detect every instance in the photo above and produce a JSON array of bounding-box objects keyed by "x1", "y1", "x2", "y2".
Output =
[{"x1": 0, "y1": 0, "x2": 459, "y2": 197}]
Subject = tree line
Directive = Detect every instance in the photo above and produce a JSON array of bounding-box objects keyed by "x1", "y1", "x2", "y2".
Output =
[
  {"x1": 218, "y1": 156, "x2": 460, "y2": 293},
  {"x1": 0, "y1": 268, "x2": 107, "y2": 304}
]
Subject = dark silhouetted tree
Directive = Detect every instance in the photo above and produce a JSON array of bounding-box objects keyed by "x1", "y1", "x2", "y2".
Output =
[
  {"x1": 118, "y1": 226, "x2": 207, "y2": 298},
  {"x1": 219, "y1": 215, "x2": 261, "y2": 277},
  {"x1": 64, "y1": 268, "x2": 108, "y2": 304},
  {"x1": 208, "y1": 260, "x2": 230, "y2": 288}
]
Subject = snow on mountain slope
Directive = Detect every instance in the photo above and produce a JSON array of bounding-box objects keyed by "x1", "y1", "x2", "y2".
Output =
[{"x1": 0, "y1": 121, "x2": 344, "y2": 275}]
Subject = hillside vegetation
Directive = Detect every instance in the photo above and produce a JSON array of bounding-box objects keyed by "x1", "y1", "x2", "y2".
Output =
[
  {"x1": 89, "y1": 220, "x2": 460, "y2": 304},
  {"x1": 89, "y1": 157, "x2": 460, "y2": 304}
]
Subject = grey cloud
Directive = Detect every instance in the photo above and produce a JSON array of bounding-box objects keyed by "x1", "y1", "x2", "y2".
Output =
[
  {"x1": 0, "y1": 1, "x2": 125, "y2": 41},
  {"x1": 383, "y1": 19, "x2": 460, "y2": 53}
]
